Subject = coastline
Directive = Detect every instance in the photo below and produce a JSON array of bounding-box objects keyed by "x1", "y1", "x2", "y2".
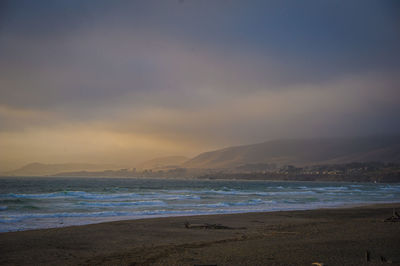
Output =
[
  {"x1": 2, "y1": 200, "x2": 399, "y2": 234},
  {"x1": 2, "y1": 177, "x2": 399, "y2": 233},
  {"x1": 2, "y1": 175, "x2": 399, "y2": 184},
  {"x1": 1, "y1": 203, "x2": 399, "y2": 265}
]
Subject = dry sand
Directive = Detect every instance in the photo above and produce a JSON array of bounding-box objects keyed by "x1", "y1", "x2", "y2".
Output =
[{"x1": 1, "y1": 204, "x2": 400, "y2": 265}]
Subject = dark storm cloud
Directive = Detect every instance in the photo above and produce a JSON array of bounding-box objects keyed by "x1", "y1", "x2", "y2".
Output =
[{"x1": 1, "y1": 0, "x2": 399, "y2": 107}]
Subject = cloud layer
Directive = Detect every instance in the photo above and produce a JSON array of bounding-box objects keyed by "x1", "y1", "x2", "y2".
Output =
[{"x1": 1, "y1": 0, "x2": 399, "y2": 170}]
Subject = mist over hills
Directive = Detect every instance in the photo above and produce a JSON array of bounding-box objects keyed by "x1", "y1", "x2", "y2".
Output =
[
  {"x1": 3, "y1": 163, "x2": 122, "y2": 176},
  {"x1": 183, "y1": 136, "x2": 400, "y2": 169},
  {"x1": 3, "y1": 136, "x2": 400, "y2": 177}
]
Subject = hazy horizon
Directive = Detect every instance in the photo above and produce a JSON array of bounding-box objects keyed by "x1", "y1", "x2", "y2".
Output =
[{"x1": 1, "y1": 1, "x2": 400, "y2": 171}]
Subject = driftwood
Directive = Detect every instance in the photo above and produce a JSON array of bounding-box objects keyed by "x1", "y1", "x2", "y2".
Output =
[
  {"x1": 384, "y1": 208, "x2": 400, "y2": 222},
  {"x1": 184, "y1": 222, "x2": 245, "y2": 230},
  {"x1": 184, "y1": 222, "x2": 231, "y2": 229}
]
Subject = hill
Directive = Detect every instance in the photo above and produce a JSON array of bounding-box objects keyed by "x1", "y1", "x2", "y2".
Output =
[
  {"x1": 137, "y1": 156, "x2": 189, "y2": 170},
  {"x1": 3, "y1": 163, "x2": 122, "y2": 176},
  {"x1": 183, "y1": 136, "x2": 400, "y2": 169}
]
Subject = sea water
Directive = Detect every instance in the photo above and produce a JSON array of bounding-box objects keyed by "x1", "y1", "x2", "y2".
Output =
[{"x1": 0, "y1": 177, "x2": 399, "y2": 232}]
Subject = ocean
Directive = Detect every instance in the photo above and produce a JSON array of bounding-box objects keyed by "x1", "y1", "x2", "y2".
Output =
[{"x1": 0, "y1": 177, "x2": 399, "y2": 232}]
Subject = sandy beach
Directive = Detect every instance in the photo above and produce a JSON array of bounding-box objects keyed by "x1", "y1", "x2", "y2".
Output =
[{"x1": 0, "y1": 203, "x2": 399, "y2": 265}]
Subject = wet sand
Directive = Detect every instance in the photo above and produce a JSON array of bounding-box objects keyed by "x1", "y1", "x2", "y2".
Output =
[{"x1": 1, "y1": 204, "x2": 400, "y2": 265}]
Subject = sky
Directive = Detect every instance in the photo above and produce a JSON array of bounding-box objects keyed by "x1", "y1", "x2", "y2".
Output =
[{"x1": 0, "y1": 0, "x2": 399, "y2": 170}]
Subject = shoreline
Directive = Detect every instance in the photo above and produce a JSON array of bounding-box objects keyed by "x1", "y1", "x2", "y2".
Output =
[
  {"x1": 2, "y1": 175, "x2": 399, "y2": 184},
  {"x1": 1, "y1": 203, "x2": 400, "y2": 265},
  {"x1": 2, "y1": 200, "x2": 400, "y2": 234}
]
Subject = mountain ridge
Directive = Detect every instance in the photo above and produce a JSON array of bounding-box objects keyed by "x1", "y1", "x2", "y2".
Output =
[
  {"x1": 3, "y1": 136, "x2": 400, "y2": 176},
  {"x1": 3, "y1": 162, "x2": 122, "y2": 176},
  {"x1": 183, "y1": 136, "x2": 400, "y2": 169}
]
